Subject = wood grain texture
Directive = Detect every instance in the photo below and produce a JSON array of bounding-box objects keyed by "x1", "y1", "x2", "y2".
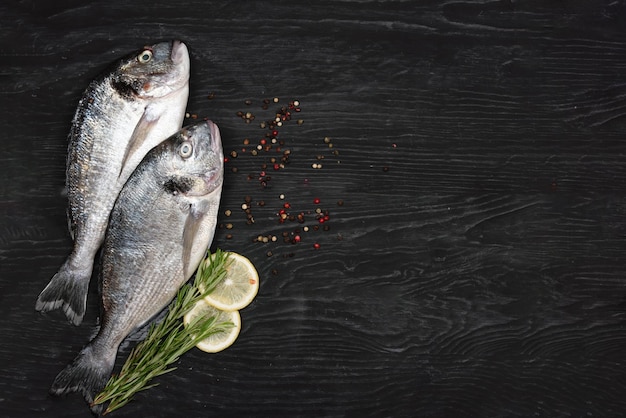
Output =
[{"x1": 1, "y1": 1, "x2": 626, "y2": 417}]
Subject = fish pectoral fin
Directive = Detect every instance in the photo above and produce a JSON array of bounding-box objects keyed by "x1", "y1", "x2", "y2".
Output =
[
  {"x1": 118, "y1": 110, "x2": 160, "y2": 179},
  {"x1": 182, "y1": 204, "x2": 206, "y2": 278}
]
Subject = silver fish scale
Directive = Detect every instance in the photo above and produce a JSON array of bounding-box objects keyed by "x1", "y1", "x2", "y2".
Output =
[
  {"x1": 36, "y1": 40, "x2": 190, "y2": 326},
  {"x1": 49, "y1": 120, "x2": 223, "y2": 414}
]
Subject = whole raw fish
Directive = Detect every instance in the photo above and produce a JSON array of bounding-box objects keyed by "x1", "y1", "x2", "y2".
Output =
[
  {"x1": 50, "y1": 120, "x2": 224, "y2": 413},
  {"x1": 36, "y1": 40, "x2": 190, "y2": 325}
]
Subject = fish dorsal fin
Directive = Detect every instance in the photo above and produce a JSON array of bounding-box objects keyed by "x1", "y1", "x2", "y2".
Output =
[
  {"x1": 119, "y1": 109, "x2": 160, "y2": 180},
  {"x1": 182, "y1": 202, "x2": 207, "y2": 278}
]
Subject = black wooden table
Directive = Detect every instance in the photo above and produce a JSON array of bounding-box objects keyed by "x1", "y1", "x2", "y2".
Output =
[{"x1": 2, "y1": 1, "x2": 626, "y2": 417}]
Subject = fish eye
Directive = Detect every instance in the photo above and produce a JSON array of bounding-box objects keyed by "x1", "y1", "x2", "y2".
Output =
[
  {"x1": 137, "y1": 49, "x2": 153, "y2": 64},
  {"x1": 179, "y1": 141, "x2": 193, "y2": 158}
]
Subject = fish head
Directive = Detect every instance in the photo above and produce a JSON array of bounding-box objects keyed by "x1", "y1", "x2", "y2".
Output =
[
  {"x1": 112, "y1": 40, "x2": 190, "y2": 99},
  {"x1": 161, "y1": 120, "x2": 224, "y2": 198}
]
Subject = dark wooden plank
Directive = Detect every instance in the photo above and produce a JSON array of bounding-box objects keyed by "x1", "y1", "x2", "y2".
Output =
[{"x1": 2, "y1": 1, "x2": 626, "y2": 417}]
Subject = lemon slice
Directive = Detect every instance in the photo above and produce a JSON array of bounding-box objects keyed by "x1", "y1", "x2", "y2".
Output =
[
  {"x1": 184, "y1": 299, "x2": 241, "y2": 353},
  {"x1": 203, "y1": 252, "x2": 259, "y2": 311}
]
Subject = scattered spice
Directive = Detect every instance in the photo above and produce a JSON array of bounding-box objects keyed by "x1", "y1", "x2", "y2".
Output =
[{"x1": 217, "y1": 97, "x2": 344, "y2": 256}]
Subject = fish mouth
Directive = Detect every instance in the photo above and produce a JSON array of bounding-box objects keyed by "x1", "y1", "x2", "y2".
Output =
[
  {"x1": 202, "y1": 121, "x2": 223, "y2": 190},
  {"x1": 189, "y1": 120, "x2": 222, "y2": 157},
  {"x1": 202, "y1": 168, "x2": 223, "y2": 191},
  {"x1": 199, "y1": 124, "x2": 224, "y2": 194},
  {"x1": 205, "y1": 120, "x2": 223, "y2": 155},
  {"x1": 159, "y1": 40, "x2": 190, "y2": 95},
  {"x1": 182, "y1": 120, "x2": 224, "y2": 196},
  {"x1": 170, "y1": 40, "x2": 188, "y2": 65}
]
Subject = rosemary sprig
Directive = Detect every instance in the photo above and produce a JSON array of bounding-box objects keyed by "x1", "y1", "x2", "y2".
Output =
[{"x1": 92, "y1": 249, "x2": 233, "y2": 415}]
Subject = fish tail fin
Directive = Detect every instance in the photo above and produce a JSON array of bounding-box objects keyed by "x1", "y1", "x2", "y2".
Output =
[
  {"x1": 50, "y1": 343, "x2": 115, "y2": 415},
  {"x1": 35, "y1": 261, "x2": 91, "y2": 326}
]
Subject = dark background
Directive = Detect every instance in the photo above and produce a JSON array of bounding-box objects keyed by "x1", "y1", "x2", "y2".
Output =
[{"x1": 2, "y1": 1, "x2": 626, "y2": 417}]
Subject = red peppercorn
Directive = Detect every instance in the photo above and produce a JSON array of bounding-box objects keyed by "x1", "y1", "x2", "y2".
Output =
[
  {"x1": 273, "y1": 163, "x2": 280, "y2": 170},
  {"x1": 294, "y1": 235, "x2": 301, "y2": 243},
  {"x1": 283, "y1": 202, "x2": 291, "y2": 209},
  {"x1": 272, "y1": 130, "x2": 279, "y2": 137},
  {"x1": 313, "y1": 243, "x2": 321, "y2": 250},
  {"x1": 313, "y1": 198, "x2": 321, "y2": 204}
]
